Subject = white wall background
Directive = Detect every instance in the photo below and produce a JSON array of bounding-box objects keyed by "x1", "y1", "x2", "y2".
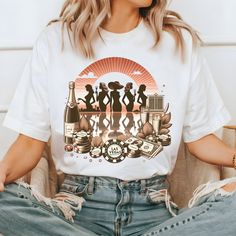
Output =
[{"x1": 0, "y1": 0, "x2": 236, "y2": 159}]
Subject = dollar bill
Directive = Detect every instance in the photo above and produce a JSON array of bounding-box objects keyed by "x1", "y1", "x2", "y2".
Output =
[
  {"x1": 140, "y1": 140, "x2": 163, "y2": 159},
  {"x1": 125, "y1": 136, "x2": 163, "y2": 159}
]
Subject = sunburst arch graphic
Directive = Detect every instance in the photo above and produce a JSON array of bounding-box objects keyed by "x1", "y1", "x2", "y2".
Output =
[{"x1": 75, "y1": 57, "x2": 158, "y2": 92}]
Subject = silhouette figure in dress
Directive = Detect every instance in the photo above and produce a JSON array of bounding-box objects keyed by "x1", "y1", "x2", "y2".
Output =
[
  {"x1": 108, "y1": 81, "x2": 124, "y2": 112},
  {"x1": 122, "y1": 82, "x2": 136, "y2": 112},
  {"x1": 97, "y1": 82, "x2": 110, "y2": 112},
  {"x1": 78, "y1": 84, "x2": 96, "y2": 111},
  {"x1": 137, "y1": 84, "x2": 147, "y2": 111}
]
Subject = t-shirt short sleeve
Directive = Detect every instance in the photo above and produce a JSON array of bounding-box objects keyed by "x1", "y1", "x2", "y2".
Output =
[
  {"x1": 3, "y1": 30, "x2": 51, "y2": 142},
  {"x1": 182, "y1": 48, "x2": 231, "y2": 143}
]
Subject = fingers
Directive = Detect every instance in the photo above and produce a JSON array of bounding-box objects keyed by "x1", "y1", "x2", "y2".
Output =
[
  {"x1": 0, "y1": 165, "x2": 6, "y2": 192},
  {"x1": 0, "y1": 181, "x2": 5, "y2": 192},
  {"x1": 0, "y1": 171, "x2": 6, "y2": 192},
  {"x1": 0, "y1": 168, "x2": 6, "y2": 192}
]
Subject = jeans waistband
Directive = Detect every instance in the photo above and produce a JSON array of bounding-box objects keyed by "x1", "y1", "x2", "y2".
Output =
[
  {"x1": 59, "y1": 174, "x2": 177, "y2": 218},
  {"x1": 62, "y1": 174, "x2": 167, "y2": 193}
]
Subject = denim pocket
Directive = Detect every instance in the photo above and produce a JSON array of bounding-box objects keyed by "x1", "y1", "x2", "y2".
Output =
[
  {"x1": 32, "y1": 201, "x2": 74, "y2": 224},
  {"x1": 145, "y1": 181, "x2": 169, "y2": 204},
  {"x1": 146, "y1": 187, "x2": 168, "y2": 205},
  {"x1": 145, "y1": 186, "x2": 179, "y2": 217},
  {"x1": 146, "y1": 190, "x2": 165, "y2": 206},
  {"x1": 146, "y1": 196, "x2": 167, "y2": 210}
]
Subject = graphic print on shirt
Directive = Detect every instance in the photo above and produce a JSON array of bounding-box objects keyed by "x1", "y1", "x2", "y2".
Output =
[{"x1": 64, "y1": 57, "x2": 172, "y2": 164}]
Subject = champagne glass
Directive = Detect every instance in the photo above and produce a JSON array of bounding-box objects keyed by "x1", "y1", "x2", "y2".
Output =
[
  {"x1": 152, "y1": 114, "x2": 161, "y2": 136},
  {"x1": 140, "y1": 106, "x2": 149, "y2": 125}
]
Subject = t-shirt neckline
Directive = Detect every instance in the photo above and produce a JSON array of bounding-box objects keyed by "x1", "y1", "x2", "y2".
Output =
[{"x1": 98, "y1": 19, "x2": 145, "y2": 41}]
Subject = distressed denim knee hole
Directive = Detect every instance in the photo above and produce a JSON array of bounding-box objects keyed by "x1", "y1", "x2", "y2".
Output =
[{"x1": 17, "y1": 192, "x2": 25, "y2": 199}]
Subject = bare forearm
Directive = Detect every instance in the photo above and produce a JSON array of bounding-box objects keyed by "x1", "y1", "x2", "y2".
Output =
[
  {"x1": 1, "y1": 134, "x2": 46, "y2": 184},
  {"x1": 186, "y1": 134, "x2": 236, "y2": 167}
]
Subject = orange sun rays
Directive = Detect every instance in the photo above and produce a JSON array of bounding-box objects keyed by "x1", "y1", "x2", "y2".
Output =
[{"x1": 75, "y1": 57, "x2": 158, "y2": 91}]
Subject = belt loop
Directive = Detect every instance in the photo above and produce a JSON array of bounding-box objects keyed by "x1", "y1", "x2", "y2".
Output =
[
  {"x1": 87, "y1": 177, "x2": 95, "y2": 195},
  {"x1": 140, "y1": 179, "x2": 146, "y2": 196}
]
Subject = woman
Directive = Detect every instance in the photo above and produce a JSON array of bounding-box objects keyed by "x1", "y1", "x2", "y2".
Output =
[
  {"x1": 122, "y1": 82, "x2": 135, "y2": 112},
  {"x1": 108, "y1": 81, "x2": 124, "y2": 112},
  {"x1": 1, "y1": 0, "x2": 236, "y2": 235},
  {"x1": 97, "y1": 82, "x2": 110, "y2": 112},
  {"x1": 78, "y1": 84, "x2": 96, "y2": 111},
  {"x1": 137, "y1": 84, "x2": 147, "y2": 111}
]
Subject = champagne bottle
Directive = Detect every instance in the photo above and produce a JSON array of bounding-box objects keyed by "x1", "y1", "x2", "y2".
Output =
[{"x1": 64, "y1": 81, "x2": 80, "y2": 144}]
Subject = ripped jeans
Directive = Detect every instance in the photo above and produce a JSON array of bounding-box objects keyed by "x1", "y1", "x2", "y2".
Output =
[{"x1": 1, "y1": 175, "x2": 236, "y2": 236}]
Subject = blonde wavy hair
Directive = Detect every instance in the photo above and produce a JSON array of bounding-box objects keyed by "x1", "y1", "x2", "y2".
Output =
[{"x1": 49, "y1": 0, "x2": 200, "y2": 59}]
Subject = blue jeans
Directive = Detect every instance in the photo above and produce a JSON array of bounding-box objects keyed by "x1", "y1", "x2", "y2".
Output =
[{"x1": 0, "y1": 174, "x2": 236, "y2": 236}]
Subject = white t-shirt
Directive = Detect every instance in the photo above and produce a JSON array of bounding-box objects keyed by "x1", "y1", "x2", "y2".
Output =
[{"x1": 3, "y1": 20, "x2": 231, "y2": 180}]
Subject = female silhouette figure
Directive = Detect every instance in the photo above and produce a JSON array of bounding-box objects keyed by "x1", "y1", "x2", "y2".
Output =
[
  {"x1": 78, "y1": 84, "x2": 96, "y2": 111},
  {"x1": 108, "y1": 81, "x2": 124, "y2": 112},
  {"x1": 137, "y1": 84, "x2": 147, "y2": 111},
  {"x1": 122, "y1": 82, "x2": 135, "y2": 112},
  {"x1": 97, "y1": 82, "x2": 110, "y2": 112}
]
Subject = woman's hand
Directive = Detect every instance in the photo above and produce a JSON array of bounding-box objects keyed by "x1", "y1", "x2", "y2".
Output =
[{"x1": 0, "y1": 161, "x2": 8, "y2": 192}]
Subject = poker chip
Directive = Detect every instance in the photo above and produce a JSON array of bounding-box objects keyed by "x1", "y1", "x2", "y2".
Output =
[
  {"x1": 128, "y1": 144, "x2": 139, "y2": 151},
  {"x1": 76, "y1": 131, "x2": 87, "y2": 138},
  {"x1": 158, "y1": 134, "x2": 171, "y2": 146},
  {"x1": 72, "y1": 130, "x2": 91, "y2": 153},
  {"x1": 125, "y1": 136, "x2": 143, "y2": 147},
  {"x1": 132, "y1": 139, "x2": 143, "y2": 147},
  {"x1": 125, "y1": 137, "x2": 138, "y2": 145},
  {"x1": 64, "y1": 144, "x2": 73, "y2": 152},
  {"x1": 146, "y1": 135, "x2": 158, "y2": 143},
  {"x1": 75, "y1": 143, "x2": 91, "y2": 148},
  {"x1": 102, "y1": 139, "x2": 127, "y2": 163},
  {"x1": 159, "y1": 134, "x2": 170, "y2": 140},
  {"x1": 73, "y1": 131, "x2": 90, "y2": 140},
  {"x1": 90, "y1": 147, "x2": 102, "y2": 158},
  {"x1": 72, "y1": 132, "x2": 78, "y2": 138},
  {"x1": 74, "y1": 143, "x2": 91, "y2": 153},
  {"x1": 127, "y1": 144, "x2": 141, "y2": 158}
]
